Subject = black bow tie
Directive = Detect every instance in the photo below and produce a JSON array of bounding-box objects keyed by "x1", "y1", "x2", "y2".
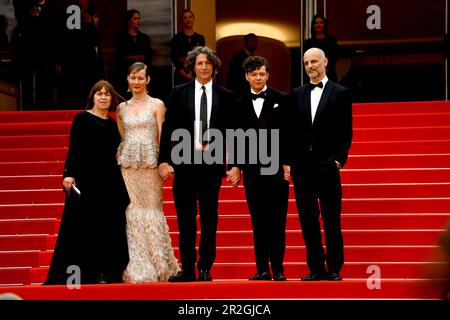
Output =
[
  {"x1": 251, "y1": 91, "x2": 266, "y2": 100},
  {"x1": 309, "y1": 82, "x2": 323, "y2": 90}
]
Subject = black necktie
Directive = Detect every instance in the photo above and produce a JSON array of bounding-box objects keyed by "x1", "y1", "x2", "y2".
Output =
[
  {"x1": 309, "y1": 82, "x2": 323, "y2": 90},
  {"x1": 251, "y1": 91, "x2": 266, "y2": 100},
  {"x1": 200, "y1": 86, "x2": 208, "y2": 145}
]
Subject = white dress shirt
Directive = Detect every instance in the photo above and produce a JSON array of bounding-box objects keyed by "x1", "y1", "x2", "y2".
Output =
[
  {"x1": 251, "y1": 85, "x2": 267, "y2": 118},
  {"x1": 310, "y1": 76, "x2": 328, "y2": 123}
]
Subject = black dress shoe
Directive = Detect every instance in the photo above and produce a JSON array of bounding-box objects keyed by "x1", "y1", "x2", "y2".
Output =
[
  {"x1": 300, "y1": 272, "x2": 327, "y2": 281},
  {"x1": 197, "y1": 270, "x2": 212, "y2": 281},
  {"x1": 272, "y1": 273, "x2": 287, "y2": 281},
  {"x1": 168, "y1": 270, "x2": 196, "y2": 282},
  {"x1": 249, "y1": 272, "x2": 272, "y2": 280},
  {"x1": 327, "y1": 272, "x2": 343, "y2": 281}
]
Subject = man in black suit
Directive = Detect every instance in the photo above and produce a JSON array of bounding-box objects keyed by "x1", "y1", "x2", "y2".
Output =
[
  {"x1": 158, "y1": 46, "x2": 240, "y2": 282},
  {"x1": 236, "y1": 56, "x2": 290, "y2": 281},
  {"x1": 286, "y1": 47, "x2": 352, "y2": 281},
  {"x1": 227, "y1": 33, "x2": 258, "y2": 96}
]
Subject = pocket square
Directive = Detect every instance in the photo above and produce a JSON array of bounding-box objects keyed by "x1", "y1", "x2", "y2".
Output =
[{"x1": 273, "y1": 103, "x2": 279, "y2": 109}]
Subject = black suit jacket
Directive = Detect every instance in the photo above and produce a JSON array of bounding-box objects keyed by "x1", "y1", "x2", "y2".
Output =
[
  {"x1": 236, "y1": 86, "x2": 290, "y2": 171},
  {"x1": 159, "y1": 81, "x2": 236, "y2": 175},
  {"x1": 290, "y1": 80, "x2": 352, "y2": 170}
]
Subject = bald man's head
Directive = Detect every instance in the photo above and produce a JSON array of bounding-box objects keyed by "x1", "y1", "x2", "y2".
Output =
[{"x1": 303, "y1": 47, "x2": 328, "y2": 83}]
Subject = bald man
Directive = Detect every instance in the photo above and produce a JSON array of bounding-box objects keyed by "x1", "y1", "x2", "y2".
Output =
[{"x1": 285, "y1": 48, "x2": 352, "y2": 281}]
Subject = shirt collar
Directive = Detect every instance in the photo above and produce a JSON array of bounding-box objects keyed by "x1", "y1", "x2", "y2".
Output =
[
  {"x1": 310, "y1": 76, "x2": 328, "y2": 87},
  {"x1": 250, "y1": 85, "x2": 268, "y2": 95},
  {"x1": 195, "y1": 79, "x2": 213, "y2": 92}
]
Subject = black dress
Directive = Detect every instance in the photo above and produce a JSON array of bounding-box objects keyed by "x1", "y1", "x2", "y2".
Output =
[
  {"x1": 44, "y1": 111, "x2": 130, "y2": 285},
  {"x1": 115, "y1": 31, "x2": 152, "y2": 96},
  {"x1": 170, "y1": 32, "x2": 205, "y2": 85}
]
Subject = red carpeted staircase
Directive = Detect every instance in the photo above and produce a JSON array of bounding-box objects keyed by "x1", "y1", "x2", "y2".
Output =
[{"x1": 0, "y1": 101, "x2": 449, "y2": 300}]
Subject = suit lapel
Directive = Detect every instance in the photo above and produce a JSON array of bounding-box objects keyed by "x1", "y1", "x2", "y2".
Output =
[
  {"x1": 210, "y1": 84, "x2": 219, "y2": 128},
  {"x1": 313, "y1": 81, "x2": 332, "y2": 126},
  {"x1": 244, "y1": 96, "x2": 259, "y2": 124},
  {"x1": 304, "y1": 86, "x2": 313, "y2": 128},
  {"x1": 188, "y1": 82, "x2": 195, "y2": 123},
  {"x1": 258, "y1": 88, "x2": 274, "y2": 128}
]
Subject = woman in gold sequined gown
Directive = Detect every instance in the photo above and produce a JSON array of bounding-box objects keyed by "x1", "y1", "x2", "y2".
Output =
[{"x1": 117, "y1": 62, "x2": 179, "y2": 282}]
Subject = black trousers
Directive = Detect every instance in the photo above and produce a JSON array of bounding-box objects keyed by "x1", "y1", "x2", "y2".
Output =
[
  {"x1": 172, "y1": 166, "x2": 223, "y2": 273},
  {"x1": 244, "y1": 169, "x2": 289, "y2": 275},
  {"x1": 292, "y1": 156, "x2": 344, "y2": 274}
]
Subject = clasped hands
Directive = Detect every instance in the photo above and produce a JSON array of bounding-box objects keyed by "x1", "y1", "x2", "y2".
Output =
[{"x1": 158, "y1": 163, "x2": 241, "y2": 187}]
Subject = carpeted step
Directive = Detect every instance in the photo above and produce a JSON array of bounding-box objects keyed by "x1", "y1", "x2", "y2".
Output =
[
  {"x1": 1, "y1": 213, "x2": 449, "y2": 237},
  {"x1": 0, "y1": 135, "x2": 69, "y2": 149},
  {"x1": 1, "y1": 168, "x2": 449, "y2": 190},
  {"x1": 351, "y1": 140, "x2": 450, "y2": 154},
  {"x1": 0, "y1": 267, "x2": 30, "y2": 285},
  {"x1": 0, "y1": 234, "x2": 54, "y2": 250},
  {"x1": 0, "y1": 110, "x2": 79, "y2": 123},
  {"x1": 353, "y1": 126, "x2": 450, "y2": 141},
  {"x1": 0, "y1": 251, "x2": 41, "y2": 267},
  {"x1": 346, "y1": 153, "x2": 450, "y2": 169},
  {"x1": 1, "y1": 197, "x2": 449, "y2": 220},
  {"x1": 0, "y1": 189, "x2": 64, "y2": 205},
  {"x1": 341, "y1": 168, "x2": 450, "y2": 184},
  {"x1": 0, "y1": 203, "x2": 64, "y2": 219},
  {"x1": 352, "y1": 101, "x2": 450, "y2": 115},
  {"x1": 0, "y1": 122, "x2": 71, "y2": 136},
  {"x1": 2, "y1": 183, "x2": 449, "y2": 204},
  {"x1": 20, "y1": 260, "x2": 446, "y2": 286},
  {"x1": 0, "y1": 218, "x2": 58, "y2": 235},
  {"x1": 164, "y1": 213, "x2": 450, "y2": 232},
  {"x1": 166, "y1": 229, "x2": 445, "y2": 247},
  {"x1": 0, "y1": 279, "x2": 446, "y2": 299},
  {"x1": 0, "y1": 176, "x2": 62, "y2": 190},
  {"x1": 353, "y1": 113, "x2": 450, "y2": 128},
  {"x1": 0, "y1": 148, "x2": 67, "y2": 162},
  {"x1": 0, "y1": 229, "x2": 443, "y2": 252},
  {"x1": 1, "y1": 213, "x2": 448, "y2": 236},
  {"x1": 0, "y1": 162, "x2": 64, "y2": 176},
  {"x1": 30, "y1": 245, "x2": 442, "y2": 268}
]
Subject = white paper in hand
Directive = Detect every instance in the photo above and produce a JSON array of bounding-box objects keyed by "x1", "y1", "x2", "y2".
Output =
[{"x1": 72, "y1": 185, "x2": 81, "y2": 195}]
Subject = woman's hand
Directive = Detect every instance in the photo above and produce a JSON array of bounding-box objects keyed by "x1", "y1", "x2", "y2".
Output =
[{"x1": 63, "y1": 177, "x2": 75, "y2": 192}]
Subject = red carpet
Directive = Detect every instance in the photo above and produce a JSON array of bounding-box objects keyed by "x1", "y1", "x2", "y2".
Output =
[{"x1": 0, "y1": 101, "x2": 449, "y2": 299}]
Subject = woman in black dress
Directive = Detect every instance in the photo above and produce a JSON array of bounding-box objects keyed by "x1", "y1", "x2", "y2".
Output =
[
  {"x1": 115, "y1": 9, "x2": 152, "y2": 96},
  {"x1": 170, "y1": 9, "x2": 205, "y2": 85},
  {"x1": 303, "y1": 14, "x2": 340, "y2": 83},
  {"x1": 44, "y1": 80, "x2": 130, "y2": 285}
]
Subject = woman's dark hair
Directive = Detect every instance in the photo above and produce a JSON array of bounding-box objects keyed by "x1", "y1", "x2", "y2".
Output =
[
  {"x1": 310, "y1": 13, "x2": 328, "y2": 37},
  {"x1": 86, "y1": 80, "x2": 125, "y2": 112},
  {"x1": 126, "y1": 9, "x2": 140, "y2": 23}
]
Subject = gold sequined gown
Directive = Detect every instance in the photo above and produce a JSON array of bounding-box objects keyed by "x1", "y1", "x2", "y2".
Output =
[{"x1": 117, "y1": 98, "x2": 180, "y2": 282}]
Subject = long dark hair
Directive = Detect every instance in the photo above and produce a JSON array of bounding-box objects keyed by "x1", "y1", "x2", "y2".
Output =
[{"x1": 310, "y1": 14, "x2": 328, "y2": 37}]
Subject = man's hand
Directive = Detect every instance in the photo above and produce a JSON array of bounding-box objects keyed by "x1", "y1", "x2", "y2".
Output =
[
  {"x1": 226, "y1": 167, "x2": 241, "y2": 187},
  {"x1": 158, "y1": 162, "x2": 174, "y2": 181}
]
